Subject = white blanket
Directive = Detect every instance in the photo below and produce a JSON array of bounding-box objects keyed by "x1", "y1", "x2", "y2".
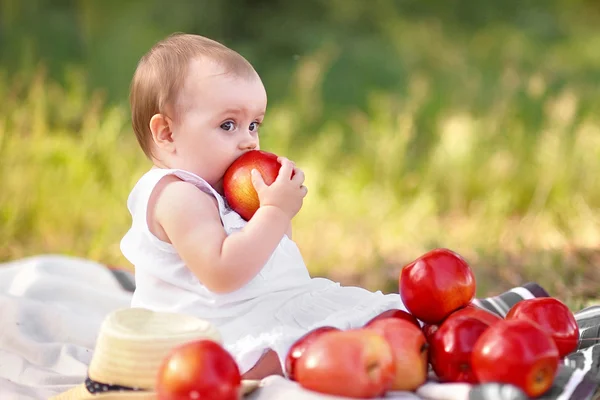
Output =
[
  {"x1": 0, "y1": 256, "x2": 426, "y2": 400},
  {"x1": 0, "y1": 255, "x2": 597, "y2": 400},
  {"x1": 0, "y1": 256, "x2": 132, "y2": 399}
]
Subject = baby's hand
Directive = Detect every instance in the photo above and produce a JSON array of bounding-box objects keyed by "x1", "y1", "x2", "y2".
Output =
[{"x1": 251, "y1": 157, "x2": 307, "y2": 219}]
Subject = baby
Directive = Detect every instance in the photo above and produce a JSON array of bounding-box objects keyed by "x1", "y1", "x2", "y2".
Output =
[{"x1": 120, "y1": 33, "x2": 407, "y2": 379}]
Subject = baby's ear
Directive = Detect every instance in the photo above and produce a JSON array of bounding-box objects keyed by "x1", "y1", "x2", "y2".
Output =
[{"x1": 149, "y1": 113, "x2": 174, "y2": 152}]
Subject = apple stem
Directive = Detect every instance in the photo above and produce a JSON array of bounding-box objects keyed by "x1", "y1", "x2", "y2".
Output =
[
  {"x1": 420, "y1": 343, "x2": 429, "y2": 354},
  {"x1": 366, "y1": 361, "x2": 381, "y2": 380}
]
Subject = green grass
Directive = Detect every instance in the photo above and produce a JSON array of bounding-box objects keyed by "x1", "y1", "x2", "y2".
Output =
[{"x1": 2, "y1": 33, "x2": 600, "y2": 309}]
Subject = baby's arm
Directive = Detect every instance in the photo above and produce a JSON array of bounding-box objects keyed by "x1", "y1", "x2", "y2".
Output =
[{"x1": 154, "y1": 159, "x2": 306, "y2": 293}]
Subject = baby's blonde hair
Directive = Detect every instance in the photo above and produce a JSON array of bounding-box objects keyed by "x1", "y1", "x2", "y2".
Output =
[{"x1": 130, "y1": 33, "x2": 257, "y2": 159}]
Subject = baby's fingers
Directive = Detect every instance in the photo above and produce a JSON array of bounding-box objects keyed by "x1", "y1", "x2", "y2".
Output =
[
  {"x1": 300, "y1": 185, "x2": 308, "y2": 197},
  {"x1": 276, "y1": 159, "x2": 295, "y2": 182},
  {"x1": 251, "y1": 169, "x2": 267, "y2": 192},
  {"x1": 291, "y1": 168, "x2": 305, "y2": 186},
  {"x1": 277, "y1": 156, "x2": 295, "y2": 168}
]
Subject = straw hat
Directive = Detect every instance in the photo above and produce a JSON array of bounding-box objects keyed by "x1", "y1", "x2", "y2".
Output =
[{"x1": 51, "y1": 308, "x2": 260, "y2": 400}]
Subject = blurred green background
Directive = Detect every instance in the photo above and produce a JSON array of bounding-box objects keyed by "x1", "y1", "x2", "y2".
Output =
[{"x1": 1, "y1": 0, "x2": 600, "y2": 306}]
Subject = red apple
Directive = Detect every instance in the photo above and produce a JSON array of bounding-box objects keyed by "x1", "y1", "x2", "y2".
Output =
[
  {"x1": 449, "y1": 303, "x2": 502, "y2": 326},
  {"x1": 422, "y1": 323, "x2": 439, "y2": 341},
  {"x1": 156, "y1": 339, "x2": 241, "y2": 400},
  {"x1": 285, "y1": 326, "x2": 340, "y2": 381},
  {"x1": 472, "y1": 319, "x2": 560, "y2": 398},
  {"x1": 366, "y1": 318, "x2": 429, "y2": 391},
  {"x1": 505, "y1": 297, "x2": 579, "y2": 358},
  {"x1": 399, "y1": 248, "x2": 476, "y2": 324},
  {"x1": 364, "y1": 308, "x2": 421, "y2": 329},
  {"x1": 223, "y1": 150, "x2": 281, "y2": 221},
  {"x1": 421, "y1": 323, "x2": 439, "y2": 367},
  {"x1": 424, "y1": 304, "x2": 499, "y2": 342},
  {"x1": 296, "y1": 329, "x2": 395, "y2": 398},
  {"x1": 429, "y1": 316, "x2": 490, "y2": 383}
]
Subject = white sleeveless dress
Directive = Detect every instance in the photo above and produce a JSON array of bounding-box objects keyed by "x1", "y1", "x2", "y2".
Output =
[{"x1": 121, "y1": 168, "x2": 407, "y2": 373}]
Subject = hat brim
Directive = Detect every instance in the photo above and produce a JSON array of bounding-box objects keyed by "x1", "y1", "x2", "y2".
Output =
[
  {"x1": 49, "y1": 384, "x2": 156, "y2": 400},
  {"x1": 50, "y1": 379, "x2": 261, "y2": 400}
]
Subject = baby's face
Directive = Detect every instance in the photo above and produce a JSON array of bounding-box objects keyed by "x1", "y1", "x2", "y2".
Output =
[{"x1": 169, "y1": 58, "x2": 268, "y2": 193}]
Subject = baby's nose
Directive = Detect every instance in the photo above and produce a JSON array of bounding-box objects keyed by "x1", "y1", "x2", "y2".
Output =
[{"x1": 240, "y1": 138, "x2": 258, "y2": 150}]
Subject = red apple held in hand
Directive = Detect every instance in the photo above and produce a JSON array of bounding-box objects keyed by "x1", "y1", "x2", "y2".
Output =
[
  {"x1": 157, "y1": 339, "x2": 241, "y2": 400},
  {"x1": 449, "y1": 303, "x2": 502, "y2": 326},
  {"x1": 366, "y1": 318, "x2": 429, "y2": 391},
  {"x1": 285, "y1": 326, "x2": 341, "y2": 381},
  {"x1": 430, "y1": 316, "x2": 490, "y2": 383},
  {"x1": 365, "y1": 309, "x2": 421, "y2": 329},
  {"x1": 296, "y1": 329, "x2": 395, "y2": 398},
  {"x1": 472, "y1": 319, "x2": 560, "y2": 398},
  {"x1": 223, "y1": 150, "x2": 281, "y2": 221},
  {"x1": 505, "y1": 297, "x2": 579, "y2": 358},
  {"x1": 400, "y1": 248, "x2": 476, "y2": 325}
]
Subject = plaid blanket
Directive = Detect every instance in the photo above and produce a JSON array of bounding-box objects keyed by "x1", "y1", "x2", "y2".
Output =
[{"x1": 109, "y1": 269, "x2": 600, "y2": 400}]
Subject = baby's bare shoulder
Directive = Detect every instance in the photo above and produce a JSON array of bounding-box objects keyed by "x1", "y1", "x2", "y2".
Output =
[
  {"x1": 154, "y1": 175, "x2": 217, "y2": 213},
  {"x1": 152, "y1": 175, "x2": 226, "y2": 255}
]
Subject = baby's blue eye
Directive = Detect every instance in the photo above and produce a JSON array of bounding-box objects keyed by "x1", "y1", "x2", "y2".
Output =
[
  {"x1": 220, "y1": 121, "x2": 235, "y2": 131},
  {"x1": 249, "y1": 122, "x2": 260, "y2": 132}
]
